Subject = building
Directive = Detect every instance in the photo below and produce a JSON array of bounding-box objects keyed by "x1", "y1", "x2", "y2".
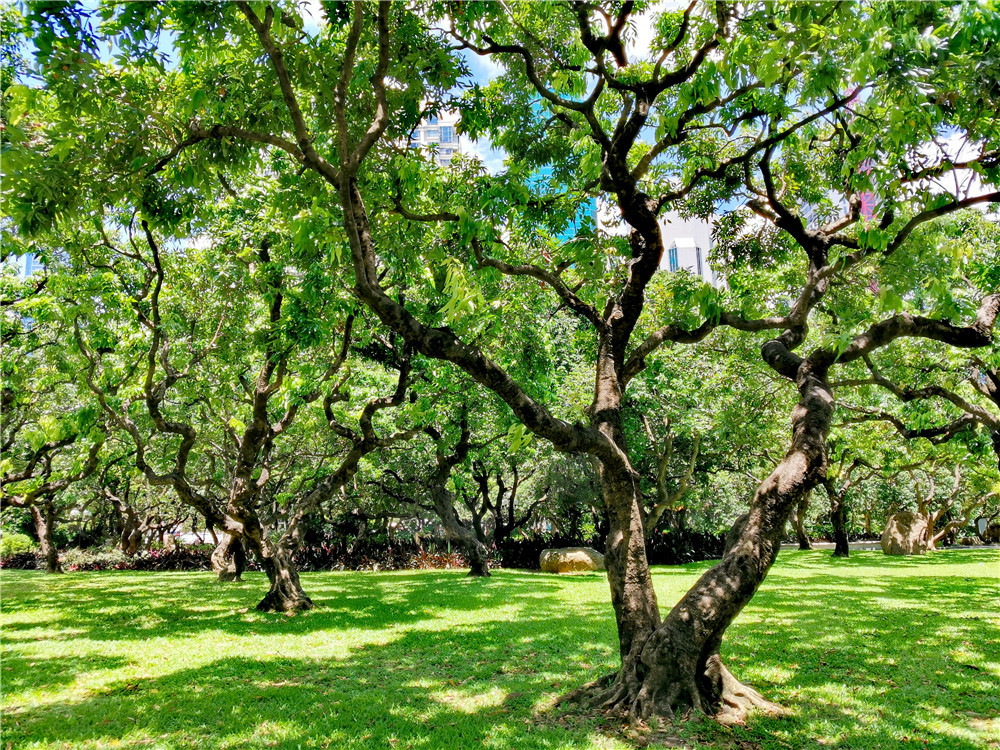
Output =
[
  {"x1": 409, "y1": 111, "x2": 462, "y2": 166},
  {"x1": 658, "y1": 211, "x2": 716, "y2": 285},
  {"x1": 6, "y1": 252, "x2": 40, "y2": 280}
]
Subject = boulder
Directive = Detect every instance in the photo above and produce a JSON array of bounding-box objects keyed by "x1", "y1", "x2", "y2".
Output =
[
  {"x1": 540, "y1": 547, "x2": 605, "y2": 573},
  {"x1": 881, "y1": 511, "x2": 930, "y2": 555}
]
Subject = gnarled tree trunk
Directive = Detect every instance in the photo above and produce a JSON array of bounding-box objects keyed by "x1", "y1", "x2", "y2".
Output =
[
  {"x1": 576, "y1": 363, "x2": 833, "y2": 724},
  {"x1": 31, "y1": 499, "x2": 62, "y2": 574},
  {"x1": 211, "y1": 532, "x2": 247, "y2": 582},
  {"x1": 240, "y1": 513, "x2": 313, "y2": 613},
  {"x1": 433, "y1": 489, "x2": 491, "y2": 577}
]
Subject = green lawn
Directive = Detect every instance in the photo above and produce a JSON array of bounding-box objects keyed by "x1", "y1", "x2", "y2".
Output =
[{"x1": 1, "y1": 549, "x2": 998, "y2": 750}]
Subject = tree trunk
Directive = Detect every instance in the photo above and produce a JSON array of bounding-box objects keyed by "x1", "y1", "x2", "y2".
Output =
[
  {"x1": 830, "y1": 494, "x2": 850, "y2": 558},
  {"x1": 241, "y1": 515, "x2": 314, "y2": 612},
  {"x1": 31, "y1": 501, "x2": 63, "y2": 574},
  {"x1": 793, "y1": 494, "x2": 812, "y2": 550},
  {"x1": 574, "y1": 364, "x2": 833, "y2": 724},
  {"x1": 598, "y1": 458, "x2": 660, "y2": 661},
  {"x1": 211, "y1": 533, "x2": 246, "y2": 582},
  {"x1": 432, "y1": 491, "x2": 491, "y2": 577},
  {"x1": 345, "y1": 516, "x2": 368, "y2": 557}
]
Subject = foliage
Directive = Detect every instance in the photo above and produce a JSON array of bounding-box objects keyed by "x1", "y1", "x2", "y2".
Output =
[{"x1": 0, "y1": 531, "x2": 36, "y2": 556}]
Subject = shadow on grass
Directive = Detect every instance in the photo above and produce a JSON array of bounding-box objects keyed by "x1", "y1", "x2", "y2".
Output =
[
  {"x1": 2, "y1": 551, "x2": 998, "y2": 749},
  {"x1": 3, "y1": 576, "x2": 619, "y2": 750},
  {"x1": 773, "y1": 546, "x2": 1000, "y2": 570},
  {"x1": 0, "y1": 569, "x2": 575, "y2": 644}
]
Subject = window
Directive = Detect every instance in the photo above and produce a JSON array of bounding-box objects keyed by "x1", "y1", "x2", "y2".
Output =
[
  {"x1": 425, "y1": 128, "x2": 440, "y2": 142},
  {"x1": 668, "y1": 246, "x2": 678, "y2": 272},
  {"x1": 440, "y1": 126, "x2": 453, "y2": 143},
  {"x1": 427, "y1": 115, "x2": 439, "y2": 125},
  {"x1": 695, "y1": 246, "x2": 703, "y2": 277}
]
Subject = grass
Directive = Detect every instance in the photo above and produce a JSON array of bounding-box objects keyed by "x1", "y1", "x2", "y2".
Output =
[{"x1": 1, "y1": 549, "x2": 998, "y2": 750}]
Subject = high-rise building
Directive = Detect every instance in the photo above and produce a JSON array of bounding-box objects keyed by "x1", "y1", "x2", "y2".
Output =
[
  {"x1": 409, "y1": 111, "x2": 462, "y2": 166},
  {"x1": 17, "y1": 253, "x2": 39, "y2": 279},
  {"x1": 658, "y1": 211, "x2": 716, "y2": 285}
]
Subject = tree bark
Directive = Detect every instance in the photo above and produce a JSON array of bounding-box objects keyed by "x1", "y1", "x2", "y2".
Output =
[
  {"x1": 211, "y1": 533, "x2": 246, "y2": 582},
  {"x1": 575, "y1": 363, "x2": 833, "y2": 723},
  {"x1": 793, "y1": 494, "x2": 812, "y2": 550},
  {"x1": 432, "y1": 488, "x2": 491, "y2": 577},
  {"x1": 598, "y1": 456, "x2": 660, "y2": 661},
  {"x1": 31, "y1": 500, "x2": 63, "y2": 574},
  {"x1": 239, "y1": 512, "x2": 314, "y2": 612}
]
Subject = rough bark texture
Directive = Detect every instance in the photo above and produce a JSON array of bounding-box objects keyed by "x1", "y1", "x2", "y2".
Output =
[
  {"x1": 31, "y1": 501, "x2": 63, "y2": 574},
  {"x1": 241, "y1": 514, "x2": 314, "y2": 612},
  {"x1": 211, "y1": 533, "x2": 246, "y2": 582}
]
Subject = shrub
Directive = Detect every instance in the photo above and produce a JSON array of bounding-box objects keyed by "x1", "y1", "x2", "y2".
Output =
[
  {"x1": 0, "y1": 551, "x2": 39, "y2": 569},
  {"x1": 60, "y1": 547, "x2": 132, "y2": 572},
  {"x1": 0, "y1": 532, "x2": 37, "y2": 558},
  {"x1": 645, "y1": 529, "x2": 725, "y2": 565}
]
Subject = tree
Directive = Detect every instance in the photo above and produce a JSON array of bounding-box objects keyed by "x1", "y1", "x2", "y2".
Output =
[
  {"x1": 13, "y1": 0, "x2": 1000, "y2": 725},
  {"x1": 1, "y1": 255, "x2": 106, "y2": 573}
]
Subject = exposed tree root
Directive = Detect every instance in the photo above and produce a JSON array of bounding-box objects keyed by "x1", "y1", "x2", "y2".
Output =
[
  {"x1": 256, "y1": 590, "x2": 314, "y2": 613},
  {"x1": 713, "y1": 662, "x2": 788, "y2": 725},
  {"x1": 558, "y1": 659, "x2": 787, "y2": 728}
]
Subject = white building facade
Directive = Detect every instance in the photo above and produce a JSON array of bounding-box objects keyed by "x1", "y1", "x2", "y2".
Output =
[
  {"x1": 658, "y1": 211, "x2": 715, "y2": 285},
  {"x1": 409, "y1": 110, "x2": 462, "y2": 165}
]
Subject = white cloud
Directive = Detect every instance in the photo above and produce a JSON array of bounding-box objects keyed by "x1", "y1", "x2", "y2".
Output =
[
  {"x1": 300, "y1": 0, "x2": 325, "y2": 33},
  {"x1": 464, "y1": 137, "x2": 507, "y2": 175}
]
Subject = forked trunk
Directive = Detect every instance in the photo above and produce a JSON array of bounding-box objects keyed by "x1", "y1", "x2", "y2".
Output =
[
  {"x1": 211, "y1": 533, "x2": 247, "y2": 582},
  {"x1": 433, "y1": 491, "x2": 491, "y2": 577},
  {"x1": 793, "y1": 494, "x2": 812, "y2": 550},
  {"x1": 830, "y1": 495, "x2": 850, "y2": 558},
  {"x1": 574, "y1": 363, "x2": 833, "y2": 724},
  {"x1": 241, "y1": 518, "x2": 314, "y2": 612},
  {"x1": 31, "y1": 501, "x2": 62, "y2": 575}
]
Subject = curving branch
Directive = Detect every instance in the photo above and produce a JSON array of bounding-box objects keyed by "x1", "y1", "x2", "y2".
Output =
[
  {"x1": 623, "y1": 312, "x2": 790, "y2": 384},
  {"x1": 830, "y1": 294, "x2": 1000, "y2": 367}
]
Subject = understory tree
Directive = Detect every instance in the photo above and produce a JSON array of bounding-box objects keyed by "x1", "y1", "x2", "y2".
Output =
[{"x1": 1, "y1": 259, "x2": 106, "y2": 573}]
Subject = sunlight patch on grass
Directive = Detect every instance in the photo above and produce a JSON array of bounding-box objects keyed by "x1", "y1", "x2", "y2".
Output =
[{"x1": 2, "y1": 549, "x2": 998, "y2": 749}]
